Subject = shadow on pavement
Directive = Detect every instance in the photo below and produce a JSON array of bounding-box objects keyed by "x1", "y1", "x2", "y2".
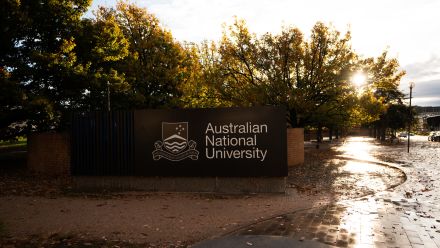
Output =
[
  {"x1": 195, "y1": 137, "x2": 408, "y2": 248},
  {"x1": 193, "y1": 235, "x2": 333, "y2": 248}
]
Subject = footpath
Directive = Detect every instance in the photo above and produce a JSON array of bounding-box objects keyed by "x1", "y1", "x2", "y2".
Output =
[
  {"x1": 1, "y1": 136, "x2": 439, "y2": 247},
  {"x1": 195, "y1": 136, "x2": 440, "y2": 248}
]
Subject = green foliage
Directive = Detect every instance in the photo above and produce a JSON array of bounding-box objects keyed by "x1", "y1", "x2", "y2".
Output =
[
  {"x1": 0, "y1": 0, "x2": 92, "y2": 138},
  {"x1": 177, "y1": 42, "x2": 228, "y2": 108},
  {"x1": 75, "y1": 6, "x2": 130, "y2": 111},
  {"x1": 385, "y1": 104, "x2": 412, "y2": 131},
  {"x1": 216, "y1": 19, "x2": 262, "y2": 106},
  {"x1": 0, "y1": 136, "x2": 26, "y2": 148},
  {"x1": 204, "y1": 19, "x2": 358, "y2": 128},
  {"x1": 0, "y1": 0, "x2": 194, "y2": 138},
  {"x1": 298, "y1": 22, "x2": 356, "y2": 128},
  {"x1": 0, "y1": 1, "x2": 408, "y2": 139},
  {"x1": 92, "y1": 10, "x2": 129, "y2": 63},
  {"x1": 0, "y1": 69, "x2": 27, "y2": 139},
  {"x1": 351, "y1": 91, "x2": 386, "y2": 126},
  {"x1": 364, "y1": 51, "x2": 405, "y2": 104},
  {"x1": 355, "y1": 51, "x2": 407, "y2": 136},
  {"x1": 114, "y1": 2, "x2": 189, "y2": 108}
]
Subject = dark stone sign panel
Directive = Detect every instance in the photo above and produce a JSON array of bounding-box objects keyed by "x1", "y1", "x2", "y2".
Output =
[{"x1": 134, "y1": 107, "x2": 287, "y2": 177}]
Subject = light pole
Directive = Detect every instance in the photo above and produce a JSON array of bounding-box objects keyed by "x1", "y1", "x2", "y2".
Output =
[
  {"x1": 107, "y1": 80, "x2": 111, "y2": 112},
  {"x1": 407, "y1": 82, "x2": 415, "y2": 153}
]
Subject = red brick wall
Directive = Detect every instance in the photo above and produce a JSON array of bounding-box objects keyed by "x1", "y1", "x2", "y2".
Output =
[
  {"x1": 287, "y1": 128, "x2": 304, "y2": 166},
  {"x1": 26, "y1": 130, "x2": 302, "y2": 176},
  {"x1": 27, "y1": 132, "x2": 70, "y2": 176}
]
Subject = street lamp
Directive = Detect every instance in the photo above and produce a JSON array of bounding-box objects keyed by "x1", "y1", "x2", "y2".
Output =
[
  {"x1": 107, "y1": 80, "x2": 111, "y2": 112},
  {"x1": 407, "y1": 82, "x2": 415, "y2": 153}
]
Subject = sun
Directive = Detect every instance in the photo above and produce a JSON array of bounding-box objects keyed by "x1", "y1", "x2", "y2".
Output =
[{"x1": 352, "y1": 72, "x2": 367, "y2": 87}]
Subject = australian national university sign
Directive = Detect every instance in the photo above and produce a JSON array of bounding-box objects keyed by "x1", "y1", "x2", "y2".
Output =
[
  {"x1": 135, "y1": 106, "x2": 287, "y2": 177},
  {"x1": 71, "y1": 107, "x2": 287, "y2": 178}
]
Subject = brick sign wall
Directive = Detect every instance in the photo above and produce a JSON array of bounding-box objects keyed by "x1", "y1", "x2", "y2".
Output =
[
  {"x1": 134, "y1": 107, "x2": 287, "y2": 177},
  {"x1": 27, "y1": 132, "x2": 70, "y2": 176},
  {"x1": 71, "y1": 107, "x2": 287, "y2": 177}
]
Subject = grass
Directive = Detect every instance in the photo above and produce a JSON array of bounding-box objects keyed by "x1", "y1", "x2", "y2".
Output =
[
  {"x1": 0, "y1": 136, "x2": 27, "y2": 170},
  {"x1": 0, "y1": 136, "x2": 27, "y2": 150}
]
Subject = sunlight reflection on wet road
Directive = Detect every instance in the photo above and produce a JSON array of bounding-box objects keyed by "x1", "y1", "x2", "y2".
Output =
[
  {"x1": 336, "y1": 137, "x2": 385, "y2": 247},
  {"x1": 230, "y1": 136, "x2": 438, "y2": 247},
  {"x1": 331, "y1": 137, "x2": 404, "y2": 198},
  {"x1": 336, "y1": 136, "x2": 375, "y2": 161}
]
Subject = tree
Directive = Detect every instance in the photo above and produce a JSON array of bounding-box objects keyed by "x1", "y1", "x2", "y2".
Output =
[
  {"x1": 357, "y1": 51, "x2": 406, "y2": 140},
  {"x1": 351, "y1": 90, "x2": 386, "y2": 127},
  {"x1": 385, "y1": 104, "x2": 412, "y2": 136},
  {"x1": 76, "y1": 7, "x2": 130, "y2": 111},
  {"x1": 1, "y1": 0, "x2": 201, "y2": 140},
  {"x1": 214, "y1": 18, "x2": 262, "y2": 106},
  {"x1": 0, "y1": 1, "x2": 408, "y2": 141},
  {"x1": 0, "y1": 69, "x2": 26, "y2": 139},
  {"x1": 298, "y1": 22, "x2": 356, "y2": 136},
  {"x1": 366, "y1": 51, "x2": 405, "y2": 104},
  {"x1": 178, "y1": 41, "x2": 227, "y2": 108},
  {"x1": 257, "y1": 26, "x2": 304, "y2": 125},
  {"x1": 202, "y1": 20, "x2": 357, "y2": 132},
  {"x1": 0, "y1": 0, "x2": 92, "y2": 139},
  {"x1": 114, "y1": 2, "x2": 189, "y2": 108}
]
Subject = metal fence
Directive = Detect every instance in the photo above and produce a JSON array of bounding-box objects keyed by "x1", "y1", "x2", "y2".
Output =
[{"x1": 71, "y1": 111, "x2": 135, "y2": 176}]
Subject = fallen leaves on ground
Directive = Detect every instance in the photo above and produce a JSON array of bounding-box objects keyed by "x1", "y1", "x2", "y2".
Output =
[{"x1": 0, "y1": 233, "x2": 191, "y2": 248}]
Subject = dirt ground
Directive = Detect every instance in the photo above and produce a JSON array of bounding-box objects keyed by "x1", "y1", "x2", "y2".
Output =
[{"x1": 0, "y1": 137, "x2": 407, "y2": 247}]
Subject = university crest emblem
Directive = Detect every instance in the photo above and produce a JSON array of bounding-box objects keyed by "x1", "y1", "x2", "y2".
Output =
[{"x1": 152, "y1": 122, "x2": 199, "y2": 161}]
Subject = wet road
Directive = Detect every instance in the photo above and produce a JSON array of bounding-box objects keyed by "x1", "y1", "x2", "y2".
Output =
[
  {"x1": 200, "y1": 136, "x2": 440, "y2": 247},
  {"x1": 288, "y1": 137, "x2": 406, "y2": 201}
]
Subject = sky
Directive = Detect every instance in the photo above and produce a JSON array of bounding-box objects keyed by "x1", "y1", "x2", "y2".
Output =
[{"x1": 89, "y1": 0, "x2": 440, "y2": 106}]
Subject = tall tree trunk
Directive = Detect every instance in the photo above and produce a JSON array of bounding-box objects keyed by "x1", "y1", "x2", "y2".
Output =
[
  {"x1": 373, "y1": 125, "x2": 378, "y2": 139},
  {"x1": 288, "y1": 108, "x2": 298, "y2": 128},
  {"x1": 316, "y1": 124, "x2": 322, "y2": 149},
  {"x1": 380, "y1": 127, "x2": 386, "y2": 141}
]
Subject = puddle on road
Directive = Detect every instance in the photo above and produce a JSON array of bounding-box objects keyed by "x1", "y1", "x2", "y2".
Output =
[
  {"x1": 233, "y1": 136, "x2": 440, "y2": 247},
  {"x1": 288, "y1": 137, "x2": 406, "y2": 199}
]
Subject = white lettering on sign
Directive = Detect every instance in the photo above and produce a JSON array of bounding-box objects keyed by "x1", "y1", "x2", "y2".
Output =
[
  {"x1": 205, "y1": 135, "x2": 257, "y2": 146},
  {"x1": 204, "y1": 122, "x2": 268, "y2": 161},
  {"x1": 205, "y1": 122, "x2": 267, "y2": 134}
]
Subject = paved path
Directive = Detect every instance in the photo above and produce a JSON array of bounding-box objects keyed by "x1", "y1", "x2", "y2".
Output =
[{"x1": 196, "y1": 136, "x2": 440, "y2": 247}]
